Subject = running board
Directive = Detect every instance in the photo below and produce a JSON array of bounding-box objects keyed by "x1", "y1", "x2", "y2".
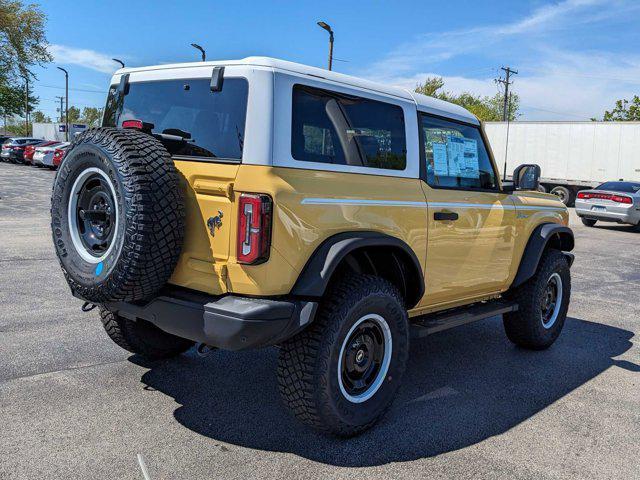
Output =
[{"x1": 411, "y1": 300, "x2": 518, "y2": 338}]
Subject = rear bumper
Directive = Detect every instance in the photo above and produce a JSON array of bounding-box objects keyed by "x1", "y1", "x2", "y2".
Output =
[
  {"x1": 575, "y1": 201, "x2": 640, "y2": 225},
  {"x1": 102, "y1": 288, "x2": 318, "y2": 351},
  {"x1": 1, "y1": 151, "x2": 22, "y2": 162}
]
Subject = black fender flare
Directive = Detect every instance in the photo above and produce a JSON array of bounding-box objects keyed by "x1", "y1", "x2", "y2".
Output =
[
  {"x1": 511, "y1": 223, "x2": 574, "y2": 288},
  {"x1": 291, "y1": 231, "x2": 425, "y2": 308}
]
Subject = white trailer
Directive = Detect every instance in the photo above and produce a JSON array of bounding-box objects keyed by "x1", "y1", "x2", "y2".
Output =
[
  {"x1": 32, "y1": 122, "x2": 87, "y2": 142},
  {"x1": 484, "y1": 121, "x2": 640, "y2": 205}
]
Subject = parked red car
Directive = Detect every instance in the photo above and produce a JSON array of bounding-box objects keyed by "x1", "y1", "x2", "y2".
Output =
[{"x1": 52, "y1": 146, "x2": 69, "y2": 167}]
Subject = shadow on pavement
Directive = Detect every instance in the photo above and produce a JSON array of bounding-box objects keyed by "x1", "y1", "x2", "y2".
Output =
[{"x1": 131, "y1": 316, "x2": 637, "y2": 467}]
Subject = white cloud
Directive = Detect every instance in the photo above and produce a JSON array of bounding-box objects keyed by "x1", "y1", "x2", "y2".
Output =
[
  {"x1": 362, "y1": 1, "x2": 640, "y2": 120},
  {"x1": 49, "y1": 44, "x2": 121, "y2": 74},
  {"x1": 385, "y1": 50, "x2": 640, "y2": 120}
]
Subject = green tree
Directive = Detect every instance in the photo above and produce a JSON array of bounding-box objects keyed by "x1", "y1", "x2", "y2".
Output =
[
  {"x1": 0, "y1": 0, "x2": 52, "y2": 84},
  {"x1": 80, "y1": 106, "x2": 103, "y2": 126},
  {"x1": 0, "y1": 81, "x2": 37, "y2": 117},
  {"x1": 66, "y1": 106, "x2": 81, "y2": 123},
  {"x1": 600, "y1": 96, "x2": 640, "y2": 121},
  {"x1": 31, "y1": 110, "x2": 50, "y2": 123},
  {"x1": 415, "y1": 76, "x2": 519, "y2": 121}
]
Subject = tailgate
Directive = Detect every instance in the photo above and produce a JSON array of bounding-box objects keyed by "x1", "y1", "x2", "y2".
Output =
[{"x1": 168, "y1": 160, "x2": 239, "y2": 295}]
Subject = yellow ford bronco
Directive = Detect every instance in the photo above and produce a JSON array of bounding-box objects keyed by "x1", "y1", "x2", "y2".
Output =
[{"x1": 51, "y1": 57, "x2": 574, "y2": 436}]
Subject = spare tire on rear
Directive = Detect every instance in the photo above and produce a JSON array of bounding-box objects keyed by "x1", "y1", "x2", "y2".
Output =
[{"x1": 51, "y1": 127, "x2": 185, "y2": 304}]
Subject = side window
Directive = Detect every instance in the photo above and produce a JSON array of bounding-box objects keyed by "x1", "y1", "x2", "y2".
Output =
[
  {"x1": 420, "y1": 114, "x2": 497, "y2": 190},
  {"x1": 291, "y1": 84, "x2": 407, "y2": 170}
]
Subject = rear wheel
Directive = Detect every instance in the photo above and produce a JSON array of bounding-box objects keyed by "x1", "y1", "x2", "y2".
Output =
[
  {"x1": 277, "y1": 275, "x2": 409, "y2": 437},
  {"x1": 100, "y1": 308, "x2": 193, "y2": 359},
  {"x1": 503, "y1": 250, "x2": 571, "y2": 350},
  {"x1": 581, "y1": 218, "x2": 597, "y2": 227}
]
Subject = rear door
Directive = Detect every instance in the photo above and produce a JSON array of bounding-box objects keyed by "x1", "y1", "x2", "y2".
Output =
[
  {"x1": 418, "y1": 113, "x2": 516, "y2": 308},
  {"x1": 102, "y1": 68, "x2": 250, "y2": 294}
]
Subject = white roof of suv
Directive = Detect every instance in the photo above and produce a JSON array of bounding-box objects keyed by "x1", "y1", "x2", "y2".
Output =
[{"x1": 115, "y1": 56, "x2": 479, "y2": 125}]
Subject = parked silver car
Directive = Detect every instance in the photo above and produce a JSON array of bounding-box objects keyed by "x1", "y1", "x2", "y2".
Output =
[
  {"x1": 575, "y1": 181, "x2": 640, "y2": 227},
  {"x1": 33, "y1": 142, "x2": 68, "y2": 168}
]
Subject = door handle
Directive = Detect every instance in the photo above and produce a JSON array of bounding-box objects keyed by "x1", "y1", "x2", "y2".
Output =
[{"x1": 434, "y1": 211, "x2": 459, "y2": 221}]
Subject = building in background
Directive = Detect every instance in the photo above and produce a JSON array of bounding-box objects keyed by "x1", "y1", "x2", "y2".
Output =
[
  {"x1": 484, "y1": 121, "x2": 640, "y2": 205},
  {"x1": 32, "y1": 122, "x2": 87, "y2": 142}
]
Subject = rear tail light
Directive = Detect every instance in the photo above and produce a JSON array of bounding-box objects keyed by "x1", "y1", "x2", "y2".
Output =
[
  {"x1": 612, "y1": 195, "x2": 632, "y2": 204},
  {"x1": 577, "y1": 191, "x2": 632, "y2": 204},
  {"x1": 52, "y1": 148, "x2": 66, "y2": 166},
  {"x1": 237, "y1": 193, "x2": 272, "y2": 264}
]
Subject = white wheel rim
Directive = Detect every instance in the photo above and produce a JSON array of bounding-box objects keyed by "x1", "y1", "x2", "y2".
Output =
[
  {"x1": 338, "y1": 313, "x2": 393, "y2": 403},
  {"x1": 67, "y1": 167, "x2": 119, "y2": 264},
  {"x1": 541, "y1": 272, "x2": 563, "y2": 329}
]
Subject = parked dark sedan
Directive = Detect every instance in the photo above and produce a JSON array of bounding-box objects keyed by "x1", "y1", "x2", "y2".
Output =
[{"x1": 0, "y1": 137, "x2": 44, "y2": 163}]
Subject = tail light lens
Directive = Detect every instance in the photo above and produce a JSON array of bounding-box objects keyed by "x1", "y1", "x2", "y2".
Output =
[
  {"x1": 612, "y1": 195, "x2": 632, "y2": 204},
  {"x1": 237, "y1": 193, "x2": 272, "y2": 264},
  {"x1": 577, "y1": 191, "x2": 632, "y2": 204},
  {"x1": 53, "y1": 148, "x2": 65, "y2": 166}
]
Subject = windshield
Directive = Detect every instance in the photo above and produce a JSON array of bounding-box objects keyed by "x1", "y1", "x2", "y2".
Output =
[
  {"x1": 595, "y1": 181, "x2": 640, "y2": 193},
  {"x1": 103, "y1": 77, "x2": 248, "y2": 160}
]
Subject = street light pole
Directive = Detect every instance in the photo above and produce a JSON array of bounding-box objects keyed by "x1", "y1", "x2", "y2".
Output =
[
  {"x1": 112, "y1": 58, "x2": 125, "y2": 69},
  {"x1": 57, "y1": 67, "x2": 69, "y2": 141},
  {"x1": 317, "y1": 21, "x2": 334, "y2": 70},
  {"x1": 190, "y1": 43, "x2": 206, "y2": 62}
]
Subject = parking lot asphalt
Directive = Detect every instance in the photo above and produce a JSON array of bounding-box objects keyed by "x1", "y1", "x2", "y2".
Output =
[{"x1": 0, "y1": 161, "x2": 638, "y2": 480}]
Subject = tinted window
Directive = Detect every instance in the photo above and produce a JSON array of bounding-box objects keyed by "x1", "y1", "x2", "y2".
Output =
[
  {"x1": 595, "y1": 181, "x2": 640, "y2": 193},
  {"x1": 420, "y1": 114, "x2": 497, "y2": 190},
  {"x1": 291, "y1": 85, "x2": 406, "y2": 170},
  {"x1": 103, "y1": 78, "x2": 248, "y2": 160}
]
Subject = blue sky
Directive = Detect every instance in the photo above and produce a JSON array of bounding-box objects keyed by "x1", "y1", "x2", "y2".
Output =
[{"x1": 33, "y1": 0, "x2": 640, "y2": 121}]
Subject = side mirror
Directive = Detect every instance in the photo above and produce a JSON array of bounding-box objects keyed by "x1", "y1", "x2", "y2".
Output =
[{"x1": 513, "y1": 164, "x2": 541, "y2": 191}]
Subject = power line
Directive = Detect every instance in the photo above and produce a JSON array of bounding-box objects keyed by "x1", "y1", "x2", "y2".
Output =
[{"x1": 37, "y1": 83, "x2": 106, "y2": 94}]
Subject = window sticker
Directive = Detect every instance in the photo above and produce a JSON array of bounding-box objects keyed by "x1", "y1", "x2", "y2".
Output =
[
  {"x1": 432, "y1": 142, "x2": 448, "y2": 177},
  {"x1": 446, "y1": 135, "x2": 479, "y2": 179}
]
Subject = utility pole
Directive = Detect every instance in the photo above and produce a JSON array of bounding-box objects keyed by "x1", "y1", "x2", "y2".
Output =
[
  {"x1": 496, "y1": 67, "x2": 517, "y2": 179},
  {"x1": 497, "y1": 66, "x2": 517, "y2": 121},
  {"x1": 56, "y1": 96, "x2": 65, "y2": 122}
]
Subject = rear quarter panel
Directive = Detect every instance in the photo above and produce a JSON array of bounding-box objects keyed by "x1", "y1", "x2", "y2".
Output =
[{"x1": 228, "y1": 165, "x2": 428, "y2": 296}]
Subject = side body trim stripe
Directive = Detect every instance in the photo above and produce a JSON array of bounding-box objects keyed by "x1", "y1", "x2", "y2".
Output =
[{"x1": 301, "y1": 198, "x2": 566, "y2": 212}]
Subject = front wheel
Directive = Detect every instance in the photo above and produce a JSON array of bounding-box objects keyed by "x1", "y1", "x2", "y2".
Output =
[
  {"x1": 581, "y1": 218, "x2": 597, "y2": 227},
  {"x1": 503, "y1": 250, "x2": 571, "y2": 350},
  {"x1": 277, "y1": 275, "x2": 409, "y2": 437}
]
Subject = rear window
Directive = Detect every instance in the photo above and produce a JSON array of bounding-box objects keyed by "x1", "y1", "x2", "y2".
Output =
[
  {"x1": 291, "y1": 84, "x2": 407, "y2": 170},
  {"x1": 595, "y1": 181, "x2": 640, "y2": 193},
  {"x1": 103, "y1": 77, "x2": 248, "y2": 160}
]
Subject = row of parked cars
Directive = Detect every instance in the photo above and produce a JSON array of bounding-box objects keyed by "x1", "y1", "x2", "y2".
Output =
[{"x1": 0, "y1": 136, "x2": 70, "y2": 168}]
